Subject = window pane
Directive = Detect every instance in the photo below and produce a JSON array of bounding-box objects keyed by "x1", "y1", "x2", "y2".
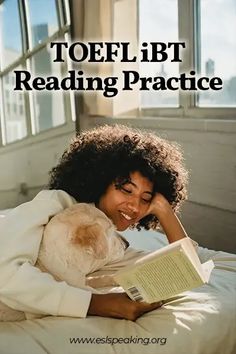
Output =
[
  {"x1": 139, "y1": 0, "x2": 179, "y2": 107},
  {"x1": 198, "y1": 0, "x2": 236, "y2": 107},
  {"x1": 0, "y1": 0, "x2": 23, "y2": 69},
  {"x1": 27, "y1": 0, "x2": 59, "y2": 47},
  {"x1": 2, "y1": 67, "x2": 27, "y2": 143},
  {"x1": 30, "y1": 47, "x2": 65, "y2": 132}
]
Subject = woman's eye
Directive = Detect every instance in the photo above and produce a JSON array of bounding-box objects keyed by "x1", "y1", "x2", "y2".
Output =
[
  {"x1": 121, "y1": 187, "x2": 132, "y2": 194},
  {"x1": 142, "y1": 199, "x2": 151, "y2": 203}
]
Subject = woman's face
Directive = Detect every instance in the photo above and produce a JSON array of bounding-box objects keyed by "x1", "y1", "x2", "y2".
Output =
[{"x1": 98, "y1": 171, "x2": 154, "y2": 231}]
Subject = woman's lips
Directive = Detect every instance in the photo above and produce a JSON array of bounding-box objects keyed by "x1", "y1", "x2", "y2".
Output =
[
  {"x1": 120, "y1": 211, "x2": 132, "y2": 221},
  {"x1": 119, "y1": 211, "x2": 137, "y2": 225}
]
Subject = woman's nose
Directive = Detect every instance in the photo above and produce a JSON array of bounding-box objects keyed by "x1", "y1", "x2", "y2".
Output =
[{"x1": 127, "y1": 199, "x2": 139, "y2": 213}]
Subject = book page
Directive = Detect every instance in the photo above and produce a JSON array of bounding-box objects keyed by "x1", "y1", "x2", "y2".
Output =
[
  {"x1": 122, "y1": 237, "x2": 195, "y2": 270},
  {"x1": 181, "y1": 239, "x2": 203, "y2": 276},
  {"x1": 201, "y1": 260, "x2": 215, "y2": 282},
  {"x1": 114, "y1": 249, "x2": 204, "y2": 303}
]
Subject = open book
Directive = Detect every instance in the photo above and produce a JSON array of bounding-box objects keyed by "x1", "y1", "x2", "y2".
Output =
[{"x1": 113, "y1": 237, "x2": 214, "y2": 303}]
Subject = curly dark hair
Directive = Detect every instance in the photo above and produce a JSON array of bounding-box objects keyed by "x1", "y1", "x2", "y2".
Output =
[{"x1": 48, "y1": 124, "x2": 188, "y2": 230}]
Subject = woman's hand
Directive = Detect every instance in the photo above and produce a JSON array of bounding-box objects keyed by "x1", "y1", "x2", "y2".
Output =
[
  {"x1": 145, "y1": 193, "x2": 188, "y2": 243},
  {"x1": 145, "y1": 193, "x2": 172, "y2": 217},
  {"x1": 87, "y1": 293, "x2": 162, "y2": 321}
]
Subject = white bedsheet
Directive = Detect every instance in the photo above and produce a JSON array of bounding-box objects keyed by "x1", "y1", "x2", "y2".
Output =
[{"x1": 0, "y1": 229, "x2": 235, "y2": 354}]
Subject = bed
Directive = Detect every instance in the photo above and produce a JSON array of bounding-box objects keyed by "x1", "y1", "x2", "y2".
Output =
[{"x1": 0, "y1": 224, "x2": 235, "y2": 354}]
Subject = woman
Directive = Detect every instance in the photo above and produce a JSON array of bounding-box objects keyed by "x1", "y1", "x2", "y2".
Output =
[{"x1": 0, "y1": 124, "x2": 189, "y2": 321}]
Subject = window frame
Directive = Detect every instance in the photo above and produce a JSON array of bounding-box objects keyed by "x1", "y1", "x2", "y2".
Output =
[
  {"x1": 139, "y1": 0, "x2": 236, "y2": 120},
  {"x1": 0, "y1": 0, "x2": 73, "y2": 146}
]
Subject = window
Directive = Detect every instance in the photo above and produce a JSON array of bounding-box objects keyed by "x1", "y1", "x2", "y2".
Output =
[
  {"x1": 13, "y1": 103, "x2": 17, "y2": 114},
  {"x1": 0, "y1": 0, "x2": 71, "y2": 145},
  {"x1": 27, "y1": 0, "x2": 59, "y2": 47},
  {"x1": 139, "y1": 0, "x2": 179, "y2": 107},
  {"x1": 31, "y1": 47, "x2": 65, "y2": 132},
  {"x1": 139, "y1": 0, "x2": 236, "y2": 116},
  {"x1": 197, "y1": 0, "x2": 236, "y2": 107},
  {"x1": 3, "y1": 66, "x2": 27, "y2": 143},
  {"x1": 0, "y1": 0, "x2": 27, "y2": 143},
  {"x1": 0, "y1": 0, "x2": 23, "y2": 69},
  {"x1": 19, "y1": 105, "x2": 24, "y2": 115}
]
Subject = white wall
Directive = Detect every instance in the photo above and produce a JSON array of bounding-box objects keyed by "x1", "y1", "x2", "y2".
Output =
[{"x1": 0, "y1": 123, "x2": 75, "y2": 209}]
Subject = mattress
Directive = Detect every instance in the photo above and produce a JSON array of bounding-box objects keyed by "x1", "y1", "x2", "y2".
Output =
[{"x1": 0, "y1": 228, "x2": 235, "y2": 354}]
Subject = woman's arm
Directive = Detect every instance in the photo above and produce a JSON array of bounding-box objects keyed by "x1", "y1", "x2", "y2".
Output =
[
  {"x1": 0, "y1": 190, "x2": 162, "y2": 321},
  {"x1": 146, "y1": 193, "x2": 188, "y2": 243},
  {"x1": 88, "y1": 195, "x2": 188, "y2": 320},
  {"x1": 0, "y1": 190, "x2": 92, "y2": 318}
]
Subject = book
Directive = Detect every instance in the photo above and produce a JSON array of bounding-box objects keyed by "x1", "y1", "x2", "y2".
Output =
[{"x1": 113, "y1": 237, "x2": 214, "y2": 303}]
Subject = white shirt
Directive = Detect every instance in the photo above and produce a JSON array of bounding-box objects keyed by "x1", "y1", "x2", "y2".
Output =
[{"x1": 0, "y1": 190, "x2": 92, "y2": 319}]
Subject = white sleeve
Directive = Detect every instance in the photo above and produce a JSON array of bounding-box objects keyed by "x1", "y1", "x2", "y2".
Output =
[{"x1": 0, "y1": 190, "x2": 92, "y2": 318}]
